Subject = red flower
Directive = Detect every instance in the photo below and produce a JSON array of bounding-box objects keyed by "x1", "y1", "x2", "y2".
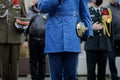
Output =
[
  {"x1": 101, "y1": 9, "x2": 108, "y2": 15},
  {"x1": 13, "y1": 0, "x2": 19, "y2": 6}
]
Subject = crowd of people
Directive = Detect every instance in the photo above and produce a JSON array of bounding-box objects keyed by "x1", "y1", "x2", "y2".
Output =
[{"x1": 0, "y1": 0, "x2": 120, "y2": 80}]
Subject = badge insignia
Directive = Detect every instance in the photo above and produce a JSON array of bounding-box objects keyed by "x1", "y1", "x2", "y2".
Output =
[
  {"x1": 90, "y1": 15, "x2": 95, "y2": 17},
  {"x1": 0, "y1": 4, "x2": 5, "y2": 9}
]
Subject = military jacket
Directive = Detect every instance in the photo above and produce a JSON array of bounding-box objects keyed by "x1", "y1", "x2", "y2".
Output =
[
  {"x1": 0, "y1": 0, "x2": 27, "y2": 43},
  {"x1": 85, "y1": 6, "x2": 111, "y2": 51}
]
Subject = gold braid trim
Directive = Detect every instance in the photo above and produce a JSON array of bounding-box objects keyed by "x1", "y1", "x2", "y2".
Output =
[{"x1": 102, "y1": 8, "x2": 112, "y2": 37}]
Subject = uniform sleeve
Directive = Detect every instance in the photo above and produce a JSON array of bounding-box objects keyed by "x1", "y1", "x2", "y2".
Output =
[
  {"x1": 24, "y1": 30, "x2": 29, "y2": 41},
  {"x1": 79, "y1": 0, "x2": 93, "y2": 37},
  {"x1": 38, "y1": 0, "x2": 60, "y2": 13},
  {"x1": 20, "y1": 0, "x2": 27, "y2": 17}
]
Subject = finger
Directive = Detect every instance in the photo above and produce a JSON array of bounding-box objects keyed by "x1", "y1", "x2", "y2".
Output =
[{"x1": 95, "y1": 21, "x2": 98, "y2": 24}]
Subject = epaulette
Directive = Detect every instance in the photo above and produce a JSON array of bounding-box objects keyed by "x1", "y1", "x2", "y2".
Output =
[{"x1": 89, "y1": 6, "x2": 94, "y2": 11}]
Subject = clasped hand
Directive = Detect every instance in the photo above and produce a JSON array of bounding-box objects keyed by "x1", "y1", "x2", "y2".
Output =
[{"x1": 93, "y1": 22, "x2": 103, "y2": 30}]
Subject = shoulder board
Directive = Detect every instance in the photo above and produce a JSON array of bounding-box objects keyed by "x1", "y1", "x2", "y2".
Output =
[{"x1": 89, "y1": 6, "x2": 93, "y2": 10}]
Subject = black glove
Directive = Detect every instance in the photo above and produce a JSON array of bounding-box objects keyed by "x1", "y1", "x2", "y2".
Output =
[
  {"x1": 81, "y1": 35, "x2": 93, "y2": 42},
  {"x1": 81, "y1": 36, "x2": 88, "y2": 42}
]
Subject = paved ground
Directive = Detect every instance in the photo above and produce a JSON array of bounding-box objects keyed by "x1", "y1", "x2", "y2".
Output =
[
  {"x1": 18, "y1": 76, "x2": 113, "y2": 80},
  {"x1": 16, "y1": 75, "x2": 120, "y2": 80},
  {"x1": 0, "y1": 74, "x2": 117, "y2": 80}
]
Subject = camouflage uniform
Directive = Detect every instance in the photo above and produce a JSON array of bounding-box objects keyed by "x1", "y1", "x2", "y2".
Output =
[{"x1": 0, "y1": 0, "x2": 26, "y2": 80}]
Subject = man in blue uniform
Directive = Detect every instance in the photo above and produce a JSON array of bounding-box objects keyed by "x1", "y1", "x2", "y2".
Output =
[{"x1": 38, "y1": 0, "x2": 93, "y2": 80}]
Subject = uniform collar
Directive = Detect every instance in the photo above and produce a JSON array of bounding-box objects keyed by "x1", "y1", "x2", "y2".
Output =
[
  {"x1": 92, "y1": 5, "x2": 102, "y2": 14},
  {"x1": 92, "y1": 5, "x2": 101, "y2": 11}
]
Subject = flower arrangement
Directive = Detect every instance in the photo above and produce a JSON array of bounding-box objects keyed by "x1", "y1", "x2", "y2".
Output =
[
  {"x1": 101, "y1": 9, "x2": 109, "y2": 15},
  {"x1": 102, "y1": 8, "x2": 112, "y2": 37}
]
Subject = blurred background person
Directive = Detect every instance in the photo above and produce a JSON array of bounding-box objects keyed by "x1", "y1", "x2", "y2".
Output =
[
  {"x1": 23, "y1": 0, "x2": 46, "y2": 80},
  {"x1": 107, "y1": 0, "x2": 120, "y2": 80}
]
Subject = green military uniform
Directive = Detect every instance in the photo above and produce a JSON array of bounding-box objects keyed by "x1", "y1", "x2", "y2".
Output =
[
  {"x1": 84, "y1": 6, "x2": 112, "y2": 80},
  {"x1": 85, "y1": 6, "x2": 111, "y2": 51},
  {"x1": 0, "y1": 0, "x2": 26, "y2": 80}
]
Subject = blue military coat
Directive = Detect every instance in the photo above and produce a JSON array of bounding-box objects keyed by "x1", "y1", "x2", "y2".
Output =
[{"x1": 38, "y1": 0, "x2": 93, "y2": 53}]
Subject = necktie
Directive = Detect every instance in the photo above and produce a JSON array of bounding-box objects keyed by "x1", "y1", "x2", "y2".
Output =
[{"x1": 96, "y1": 9, "x2": 100, "y2": 15}]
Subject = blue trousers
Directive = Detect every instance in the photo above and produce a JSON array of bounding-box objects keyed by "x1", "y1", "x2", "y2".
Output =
[
  {"x1": 108, "y1": 47, "x2": 119, "y2": 80},
  {"x1": 48, "y1": 52, "x2": 79, "y2": 80}
]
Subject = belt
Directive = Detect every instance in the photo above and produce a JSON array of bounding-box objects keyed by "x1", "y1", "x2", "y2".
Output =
[
  {"x1": 49, "y1": 11, "x2": 79, "y2": 17},
  {"x1": 30, "y1": 36, "x2": 44, "y2": 41}
]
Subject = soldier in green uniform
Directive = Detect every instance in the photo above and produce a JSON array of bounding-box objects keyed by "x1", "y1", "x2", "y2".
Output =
[
  {"x1": 0, "y1": 0, "x2": 27, "y2": 80},
  {"x1": 84, "y1": 0, "x2": 112, "y2": 80}
]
